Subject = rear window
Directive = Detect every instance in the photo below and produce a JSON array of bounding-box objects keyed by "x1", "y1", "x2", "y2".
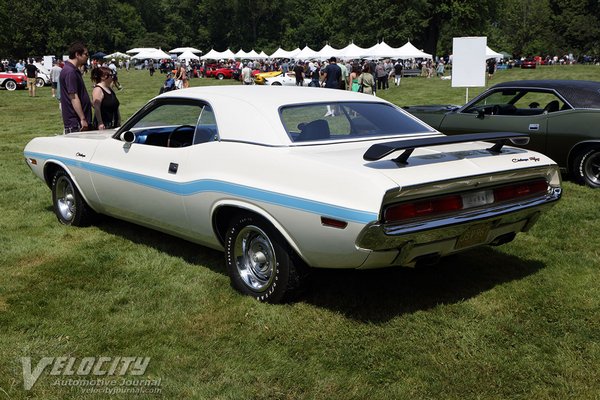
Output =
[{"x1": 280, "y1": 102, "x2": 434, "y2": 143}]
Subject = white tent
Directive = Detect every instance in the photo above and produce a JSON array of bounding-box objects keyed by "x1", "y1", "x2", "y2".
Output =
[
  {"x1": 486, "y1": 46, "x2": 503, "y2": 60},
  {"x1": 126, "y1": 47, "x2": 156, "y2": 54},
  {"x1": 105, "y1": 52, "x2": 130, "y2": 59},
  {"x1": 295, "y1": 45, "x2": 319, "y2": 60},
  {"x1": 169, "y1": 47, "x2": 202, "y2": 54},
  {"x1": 200, "y1": 49, "x2": 221, "y2": 60},
  {"x1": 246, "y1": 49, "x2": 261, "y2": 59},
  {"x1": 337, "y1": 42, "x2": 368, "y2": 59},
  {"x1": 178, "y1": 50, "x2": 200, "y2": 61},
  {"x1": 200, "y1": 48, "x2": 235, "y2": 60},
  {"x1": 234, "y1": 49, "x2": 251, "y2": 59},
  {"x1": 270, "y1": 47, "x2": 289, "y2": 58},
  {"x1": 259, "y1": 51, "x2": 269, "y2": 59},
  {"x1": 367, "y1": 40, "x2": 399, "y2": 59},
  {"x1": 131, "y1": 49, "x2": 171, "y2": 60},
  {"x1": 270, "y1": 47, "x2": 300, "y2": 59},
  {"x1": 394, "y1": 41, "x2": 432, "y2": 59},
  {"x1": 316, "y1": 44, "x2": 342, "y2": 60},
  {"x1": 220, "y1": 49, "x2": 235, "y2": 60}
]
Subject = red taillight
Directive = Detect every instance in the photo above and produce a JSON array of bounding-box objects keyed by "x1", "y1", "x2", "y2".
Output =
[
  {"x1": 384, "y1": 179, "x2": 549, "y2": 224},
  {"x1": 384, "y1": 195, "x2": 462, "y2": 223},
  {"x1": 493, "y1": 180, "x2": 548, "y2": 202}
]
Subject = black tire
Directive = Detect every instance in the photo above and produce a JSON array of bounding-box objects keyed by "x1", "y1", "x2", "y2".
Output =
[
  {"x1": 217, "y1": 73, "x2": 224, "y2": 80},
  {"x1": 574, "y1": 149, "x2": 600, "y2": 188},
  {"x1": 51, "y1": 170, "x2": 95, "y2": 226},
  {"x1": 224, "y1": 213, "x2": 307, "y2": 303},
  {"x1": 35, "y1": 77, "x2": 45, "y2": 87},
  {"x1": 271, "y1": 82, "x2": 282, "y2": 86},
  {"x1": 4, "y1": 79, "x2": 17, "y2": 91}
]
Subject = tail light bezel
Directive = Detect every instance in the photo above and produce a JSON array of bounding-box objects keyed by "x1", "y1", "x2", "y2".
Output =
[{"x1": 383, "y1": 178, "x2": 550, "y2": 224}]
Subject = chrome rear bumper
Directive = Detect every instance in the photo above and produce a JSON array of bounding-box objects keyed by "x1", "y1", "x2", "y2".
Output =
[{"x1": 355, "y1": 188, "x2": 561, "y2": 267}]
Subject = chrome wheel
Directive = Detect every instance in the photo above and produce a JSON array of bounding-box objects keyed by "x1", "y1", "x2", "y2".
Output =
[
  {"x1": 5, "y1": 80, "x2": 17, "y2": 91},
  {"x1": 233, "y1": 225, "x2": 276, "y2": 292},
  {"x1": 55, "y1": 175, "x2": 76, "y2": 222}
]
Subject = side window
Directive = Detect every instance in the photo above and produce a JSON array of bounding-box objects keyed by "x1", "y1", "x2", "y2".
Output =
[
  {"x1": 511, "y1": 92, "x2": 565, "y2": 113},
  {"x1": 193, "y1": 105, "x2": 219, "y2": 144},
  {"x1": 463, "y1": 89, "x2": 567, "y2": 116},
  {"x1": 126, "y1": 103, "x2": 218, "y2": 147},
  {"x1": 463, "y1": 90, "x2": 518, "y2": 115}
]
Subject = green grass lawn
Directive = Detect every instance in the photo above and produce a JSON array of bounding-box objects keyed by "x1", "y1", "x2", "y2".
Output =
[{"x1": 1, "y1": 66, "x2": 599, "y2": 399}]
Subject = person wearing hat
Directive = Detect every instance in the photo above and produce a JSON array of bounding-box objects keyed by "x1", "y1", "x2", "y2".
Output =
[{"x1": 321, "y1": 56, "x2": 341, "y2": 89}]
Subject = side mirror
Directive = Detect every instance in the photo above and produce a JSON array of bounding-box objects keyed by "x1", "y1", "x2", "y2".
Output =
[
  {"x1": 120, "y1": 131, "x2": 135, "y2": 143},
  {"x1": 477, "y1": 109, "x2": 485, "y2": 119}
]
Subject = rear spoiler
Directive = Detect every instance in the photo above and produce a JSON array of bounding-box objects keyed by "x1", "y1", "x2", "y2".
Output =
[{"x1": 363, "y1": 132, "x2": 530, "y2": 164}]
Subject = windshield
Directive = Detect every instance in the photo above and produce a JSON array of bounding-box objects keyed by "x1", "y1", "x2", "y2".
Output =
[{"x1": 280, "y1": 102, "x2": 434, "y2": 143}]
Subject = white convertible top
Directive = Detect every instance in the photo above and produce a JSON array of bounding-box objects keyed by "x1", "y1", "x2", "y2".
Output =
[{"x1": 155, "y1": 86, "x2": 386, "y2": 146}]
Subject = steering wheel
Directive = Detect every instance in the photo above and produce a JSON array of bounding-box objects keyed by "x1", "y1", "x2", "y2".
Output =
[{"x1": 167, "y1": 125, "x2": 195, "y2": 147}]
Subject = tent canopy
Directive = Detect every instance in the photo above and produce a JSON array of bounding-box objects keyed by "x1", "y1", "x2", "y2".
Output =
[
  {"x1": 337, "y1": 42, "x2": 368, "y2": 59},
  {"x1": 200, "y1": 49, "x2": 235, "y2": 60},
  {"x1": 486, "y1": 46, "x2": 503, "y2": 59},
  {"x1": 394, "y1": 41, "x2": 432, "y2": 59},
  {"x1": 178, "y1": 50, "x2": 200, "y2": 61},
  {"x1": 90, "y1": 51, "x2": 107, "y2": 59},
  {"x1": 131, "y1": 49, "x2": 170, "y2": 60},
  {"x1": 105, "y1": 52, "x2": 130, "y2": 59},
  {"x1": 295, "y1": 46, "x2": 319, "y2": 60},
  {"x1": 169, "y1": 47, "x2": 202, "y2": 54},
  {"x1": 126, "y1": 47, "x2": 156, "y2": 54},
  {"x1": 316, "y1": 44, "x2": 342, "y2": 60}
]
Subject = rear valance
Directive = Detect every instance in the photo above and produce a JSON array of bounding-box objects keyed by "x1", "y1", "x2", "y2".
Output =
[{"x1": 363, "y1": 132, "x2": 529, "y2": 164}]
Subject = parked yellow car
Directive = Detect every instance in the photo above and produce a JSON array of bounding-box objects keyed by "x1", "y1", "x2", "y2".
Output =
[{"x1": 254, "y1": 70, "x2": 282, "y2": 85}]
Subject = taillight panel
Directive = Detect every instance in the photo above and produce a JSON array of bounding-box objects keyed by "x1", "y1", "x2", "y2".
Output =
[{"x1": 384, "y1": 179, "x2": 549, "y2": 224}]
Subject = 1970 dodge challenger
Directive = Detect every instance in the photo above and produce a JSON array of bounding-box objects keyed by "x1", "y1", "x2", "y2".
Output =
[
  {"x1": 404, "y1": 80, "x2": 600, "y2": 188},
  {"x1": 24, "y1": 86, "x2": 562, "y2": 302}
]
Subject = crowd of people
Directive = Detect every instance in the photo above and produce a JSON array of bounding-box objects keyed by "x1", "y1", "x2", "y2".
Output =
[{"x1": 7, "y1": 41, "x2": 600, "y2": 135}]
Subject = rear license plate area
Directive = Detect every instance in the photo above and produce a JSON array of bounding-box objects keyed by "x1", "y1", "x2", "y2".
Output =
[{"x1": 456, "y1": 223, "x2": 490, "y2": 249}]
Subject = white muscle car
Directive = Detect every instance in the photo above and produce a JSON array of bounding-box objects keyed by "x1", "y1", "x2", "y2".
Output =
[
  {"x1": 24, "y1": 86, "x2": 562, "y2": 303},
  {"x1": 263, "y1": 71, "x2": 313, "y2": 86}
]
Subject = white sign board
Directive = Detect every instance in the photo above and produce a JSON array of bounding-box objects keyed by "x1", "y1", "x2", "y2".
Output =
[{"x1": 452, "y1": 37, "x2": 486, "y2": 88}]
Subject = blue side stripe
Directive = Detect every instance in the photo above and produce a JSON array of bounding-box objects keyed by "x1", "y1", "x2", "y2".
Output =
[{"x1": 24, "y1": 151, "x2": 378, "y2": 224}]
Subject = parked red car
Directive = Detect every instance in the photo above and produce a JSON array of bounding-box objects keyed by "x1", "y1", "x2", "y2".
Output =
[
  {"x1": 520, "y1": 59, "x2": 537, "y2": 69},
  {"x1": 0, "y1": 71, "x2": 27, "y2": 91}
]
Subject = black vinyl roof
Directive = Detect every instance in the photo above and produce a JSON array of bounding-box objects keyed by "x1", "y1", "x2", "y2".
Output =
[{"x1": 491, "y1": 80, "x2": 600, "y2": 109}]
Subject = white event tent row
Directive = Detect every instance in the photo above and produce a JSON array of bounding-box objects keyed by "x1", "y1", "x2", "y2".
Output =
[{"x1": 127, "y1": 42, "x2": 504, "y2": 61}]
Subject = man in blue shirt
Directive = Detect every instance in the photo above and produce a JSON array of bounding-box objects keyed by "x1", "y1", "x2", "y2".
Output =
[{"x1": 321, "y1": 57, "x2": 341, "y2": 89}]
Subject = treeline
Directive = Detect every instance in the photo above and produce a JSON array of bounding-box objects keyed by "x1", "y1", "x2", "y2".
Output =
[{"x1": 1, "y1": 0, "x2": 598, "y2": 59}]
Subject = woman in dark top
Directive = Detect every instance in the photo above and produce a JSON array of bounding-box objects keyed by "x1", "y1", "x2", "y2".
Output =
[{"x1": 91, "y1": 66, "x2": 121, "y2": 129}]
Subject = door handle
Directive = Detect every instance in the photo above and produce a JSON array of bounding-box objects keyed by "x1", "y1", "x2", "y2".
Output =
[
  {"x1": 528, "y1": 124, "x2": 539, "y2": 131},
  {"x1": 168, "y1": 162, "x2": 178, "y2": 174}
]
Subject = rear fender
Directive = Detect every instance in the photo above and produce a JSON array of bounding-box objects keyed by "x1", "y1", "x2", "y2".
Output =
[{"x1": 211, "y1": 199, "x2": 304, "y2": 259}]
